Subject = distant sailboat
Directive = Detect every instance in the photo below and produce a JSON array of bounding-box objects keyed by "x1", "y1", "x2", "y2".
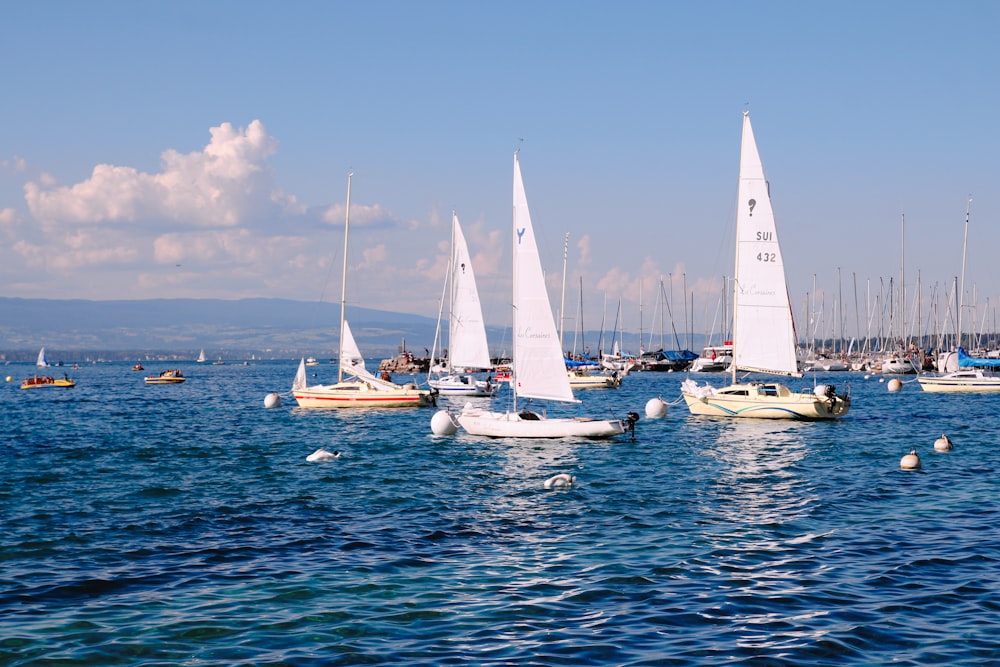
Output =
[
  {"x1": 292, "y1": 173, "x2": 435, "y2": 409},
  {"x1": 196, "y1": 349, "x2": 207, "y2": 363},
  {"x1": 456, "y1": 152, "x2": 628, "y2": 438},
  {"x1": 681, "y1": 111, "x2": 850, "y2": 420},
  {"x1": 428, "y1": 212, "x2": 496, "y2": 397},
  {"x1": 36, "y1": 347, "x2": 48, "y2": 368}
]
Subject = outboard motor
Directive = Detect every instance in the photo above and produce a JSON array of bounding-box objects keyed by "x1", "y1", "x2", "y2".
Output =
[{"x1": 626, "y1": 411, "x2": 640, "y2": 440}]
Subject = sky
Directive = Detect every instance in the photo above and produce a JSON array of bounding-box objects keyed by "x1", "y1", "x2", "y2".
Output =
[{"x1": 2, "y1": 1, "x2": 999, "y2": 343}]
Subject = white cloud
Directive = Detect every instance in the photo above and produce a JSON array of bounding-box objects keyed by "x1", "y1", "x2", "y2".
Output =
[
  {"x1": 1, "y1": 156, "x2": 27, "y2": 174},
  {"x1": 24, "y1": 120, "x2": 283, "y2": 228}
]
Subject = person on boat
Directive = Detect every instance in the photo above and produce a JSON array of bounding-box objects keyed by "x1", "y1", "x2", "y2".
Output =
[{"x1": 381, "y1": 371, "x2": 392, "y2": 382}]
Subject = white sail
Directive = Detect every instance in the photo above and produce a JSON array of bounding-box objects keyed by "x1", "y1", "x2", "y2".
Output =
[
  {"x1": 197, "y1": 349, "x2": 207, "y2": 363},
  {"x1": 292, "y1": 357, "x2": 307, "y2": 391},
  {"x1": 340, "y1": 320, "x2": 366, "y2": 372},
  {"x1": 448, "y1": 214, "x2": 493, "y2": 370},
  {"x1": 732, "y1": 112, "x2": 800, "y2": 378},
  {"x1": 512, "y1": 154, "x2": 577, "y2": 403},
  {"x1": 36, "y1": 347, "x2": 47, "y2": 367}
]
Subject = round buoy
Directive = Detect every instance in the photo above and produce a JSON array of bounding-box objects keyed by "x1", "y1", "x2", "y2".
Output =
[
  {"x1": 863, "y1": 374, "x2": 870, "y2": 380},
  {"x1": 887, "y1": 378, "x2": 903, "y2": 393},
  {"x1": 263, "y1": 393, "x2": 282, "y2": 408},
  {"x1": 879, "y1": 377, "x2": 885, "y2": 383},
  {"x1": 900, "y1": 449, "x2": 921, "y2": 470},
  {"x1": 543, "y1": 473, "x2": 575, "y2": 489},
  {"x1": 645, "y1": 397, "x2": 668, "y2": 418},
  {"x1": 4, "y1": 376, "x2": 11, "y2": 382},
  {"x1": 430, "y1": 409, "x2": 459, "y2": 436},
  {"x1": 306, "y1": 448, "x2": 340, "y2": 462},
  {"x1": 934, "y1": 434, "x2": 953, "y2": 452}
]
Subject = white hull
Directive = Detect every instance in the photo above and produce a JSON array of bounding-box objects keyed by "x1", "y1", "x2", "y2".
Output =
[
  {"x1": 429, "y1": 374, "x2": 496, "y2": 397},
  {"x1": 457, "y1": 405, "x2": 626, "y2": 438},
  {"x1": 682, "y1": 382, "x2": 850, "y2": 420},
  {"x1": 567, "y1": 369, "x2": 622, "y2": 389},
  {"x1": 917, "y1": 370, "x2": 1000, "y2": 393},
  {"x1": 294, "y1": 380, "x2": 433, "y2": 408},
  {"x1": 881, "y1": 356, "x2": 918, "y2": 374}
]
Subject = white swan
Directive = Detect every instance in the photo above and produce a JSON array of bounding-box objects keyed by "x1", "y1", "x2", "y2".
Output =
[
  {"x1": 543, "y1": 473, "x2": 575, "y2": 489},
  {"x1": 307, "y1": 448, "x2": 341, "y2": 462}
]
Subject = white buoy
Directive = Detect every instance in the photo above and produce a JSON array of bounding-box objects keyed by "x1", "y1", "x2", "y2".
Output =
[
  {"x1": 543, "y1": 473, "x2": 576, "y2": 489},
  {"x1": 645, "y1": 397, "x2": 668, "y2": 419},
  {"x1": 887, "y1": 378, "x2": 903, "y2": 393},
  {"x1": 864, "y1": 374, "x2": 871, "y2": 380},
  {"x1": 430, "y1": 409, "x2": 459, "y2": 436},
  {"x1": 900, "y1": 449, "x2": 921, "y2": 470},
  {"x1": 307, "y1": 448, "x2": 340, "y2": 462},
  {"x1": 4, "y1": 376, "x2": 11, "y2": 382},
  {"x1": 263, "y1": 393, "x2": 282, "y2": 408},
  {"x1": 934, "y1": 434, "x2": 953, "y2": 452}
]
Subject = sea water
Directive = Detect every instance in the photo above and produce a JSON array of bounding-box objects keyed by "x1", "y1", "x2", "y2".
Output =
[{"x1": 2, "y1": 362, "x2": 999, "y2": 666}]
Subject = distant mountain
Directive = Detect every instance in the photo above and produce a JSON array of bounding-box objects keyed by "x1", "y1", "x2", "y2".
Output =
[
  {"x1": 0, "y1": 297, "x2": 443, "y2": 360},
  {"x1": 0, "y1": 296, "x2": 708, "y2": 363}
]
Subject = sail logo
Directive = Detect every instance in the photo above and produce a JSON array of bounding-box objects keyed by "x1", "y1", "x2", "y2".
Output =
[{"x1": 517, "y1": 227, "x2": 526, "y2": 245}]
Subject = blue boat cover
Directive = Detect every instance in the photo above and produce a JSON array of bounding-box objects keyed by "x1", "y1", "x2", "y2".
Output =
[{"x1": 957, "y1": 347, "x2": 1000, "y2": 368}]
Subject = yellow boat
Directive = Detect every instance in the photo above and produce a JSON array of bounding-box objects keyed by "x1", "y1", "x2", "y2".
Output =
[
  {"x1": 145, "y1": 369, "x2": 186, "y2": 385},
  {"x1": 21, "y1": 375, "x2": 75, "y2": 389}
]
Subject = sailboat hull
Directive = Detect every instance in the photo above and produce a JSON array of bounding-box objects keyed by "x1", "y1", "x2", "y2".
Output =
[
  {"x1": 917, "y1": 370, "x2": 1000, "y2": 393},
  {"x1": 458, "y1": 406, "x2": 626, "y2": 438},
  {"x1": 294, "y1": 380, "x2": 433, "y2": 408},
  {"x1": 682, "y1": 382, "x2": 850, "y2": 420},
  {"x1": 428, "y1": 374, "x2": 496, "y2": 397}
]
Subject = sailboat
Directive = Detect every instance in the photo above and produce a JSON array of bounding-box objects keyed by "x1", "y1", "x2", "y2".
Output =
[
  {"x1": 291, "y1": 173, "x2": 435, "y2": 409},
  {"x1": 428, "y1": 212, "x2": 497, "y2": 397},
  {"x1": 918, "y1": 198, "x2": 1000, "y2": 392},
  {"x1": 681, "y1": 111, "x2": 851, "y2": 420},
  {"x1": 36, "y1": 347, "x2": 48, "y2": 368},
  {"x1": 196, "y1": 349, "x2": 207, "y2": 363},
  {"x1": 456, "y1": 153, "x2": 628, "y2": 438}
]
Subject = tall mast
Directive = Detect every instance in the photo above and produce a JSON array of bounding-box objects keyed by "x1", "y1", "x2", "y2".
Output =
[
  {"x1": 338, "y1": 172, "x2": 353, "y2": 383},
  {"x1": 900, "y1": 213, "x2": 906, "y2": 347},
  {"x1": 559, "y1": 232, "x2": 569, "y2": 349},
  {"x1": 958, "y1": 196, "x2": 972, "y2": 349}
]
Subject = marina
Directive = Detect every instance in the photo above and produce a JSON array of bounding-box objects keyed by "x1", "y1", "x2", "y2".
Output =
[{"x1": 3, "y1": 360, "x2": 1000, "y2": 664}]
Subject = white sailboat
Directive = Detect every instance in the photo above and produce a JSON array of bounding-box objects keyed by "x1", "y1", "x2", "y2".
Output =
[
  {"x1": 456, "y1": 153, "x2": 628, "y2": 438},
  {"x1": 196, "y1": 349, "x2": 207, "y2": 363},
  {"x1": 36, "y1": 347, "x2": 48, "y2": 368},
  {"x1": 918, "y1": 198, "x2": 1000, "y2": 392},
  {"x1": 428, "y1": 212, "x2": 497, "y2": 397},
  {"x1": 292, "y1": 173, "x2": 435, "y2": 409},
  {"x1": 681, "y1": 112, "x2": 850, "y2": 420}
]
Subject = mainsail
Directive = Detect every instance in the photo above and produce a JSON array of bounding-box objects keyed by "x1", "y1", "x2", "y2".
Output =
[
  {"x1": 511, "y1": 154, "x2": 577, "y2": 404},
  {"x1": 732, "y1": 112, "x2": 800, "y2": 378}
]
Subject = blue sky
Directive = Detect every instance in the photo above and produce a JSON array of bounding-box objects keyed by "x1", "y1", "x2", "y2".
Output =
[{"x1": 2, "y1": 1, "x2": 998, "y2": 341}]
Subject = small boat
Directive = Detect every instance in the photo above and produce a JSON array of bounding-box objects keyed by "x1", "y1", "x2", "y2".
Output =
[
  {"x1": 196, "y1": 349, "x2": 207, "y2": 363},
  {"x1": 21, "y1": 374, "x2": 75, "y2": 389},
  {"x1": 145, "y1": 369, "x2": 186, "y2": 384},
  {"x1": 292, "y1": 173, "x2": 434, "y2": 409},
  {"x1": 689, "y1": 343, "x2": 733, "y2": 372},
  {"x1": 567, "y1": 367, "x2": 622, "y2": 389},
  {"x1": 918, "y1": 365, "x2": 1000, "y2": 393},
  {"x1": 131, "y1": 363, "x2": 145, "y2": 371},
  {"x1": 681, "y1": 112, "x2": 850, "y2": 420},
  {"x1": 36, "y1": 347, "x2": 48, "y2": 368},
  {"x1": 456, "y1": 153, "x2": 628, "y2": 438},
  {"x1": 428, "y1": 213, "x2": 498, "y2": 398},
  {"x1": 305, "y1": 357, "x2": 319, "y2": 366}
]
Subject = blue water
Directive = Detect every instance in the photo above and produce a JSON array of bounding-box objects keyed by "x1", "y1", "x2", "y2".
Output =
[{"x1": 2, "y1": 362, "x2": 999, "y2": 666}]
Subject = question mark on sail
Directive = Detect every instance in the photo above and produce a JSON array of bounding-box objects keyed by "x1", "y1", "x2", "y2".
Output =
[{"x1": 748, "y1": 198, "x2": 756, "y2": 217}]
